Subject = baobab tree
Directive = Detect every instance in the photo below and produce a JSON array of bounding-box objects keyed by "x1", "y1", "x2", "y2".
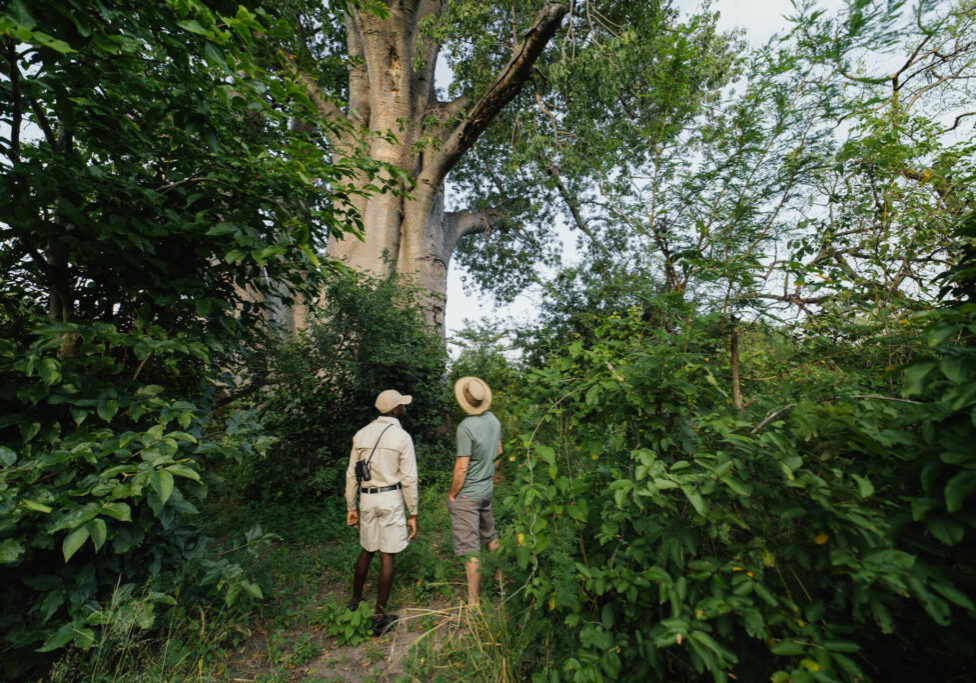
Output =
[{"x1": 287, "y1": 0, "x2": 729, "y2": 332}]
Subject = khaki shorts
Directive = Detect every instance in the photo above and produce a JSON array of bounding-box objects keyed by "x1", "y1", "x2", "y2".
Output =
[
  {"x1": 359, "y1": 489, "x2": 408, "y2": 554},
  {"x1": 448, "y1": 496, "x2": 497, "y2": 556}
]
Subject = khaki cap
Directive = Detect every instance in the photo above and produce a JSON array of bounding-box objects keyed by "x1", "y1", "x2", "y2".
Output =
[
  {"x1": 375, "y1": 389, "x2": 412, "y2": 413},
  {"x1": 454, "y1": 376, "x2": 492, "y2": 415}
]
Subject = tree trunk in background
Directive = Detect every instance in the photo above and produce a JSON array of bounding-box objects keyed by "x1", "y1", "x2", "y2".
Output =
[
  {"x1": 293, "y1": 1, "x2": 568, "y2": 334},
  {"x1": 730, "y1": 320, "x2": 743, "y2": 412}
]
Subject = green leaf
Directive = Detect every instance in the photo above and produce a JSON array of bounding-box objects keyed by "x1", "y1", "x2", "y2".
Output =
[
  {"x1": 21, "y1": 499, "x2": 52, "y2": 513},
  {"x1": 151, "y1": 470, "x2": 175, "y2": 503},
  {"x1": 770, "y1": 639, "x2": 805, "y2": 655},
  {"x1": 49, "y1": 503, "x2": 100, "y2": 532},
  {"x1": 567, "y1": 500, "x2": 589, "y2": 522},
  {"x1": 927, "y1": 516, "x2": 965, "y2": 546},
  {"x1": 224, "y1": 248, "x2": 246, "y2": 263},
  {"x1": 203, "y1": 42, "x2": 227, "y2": 71},
  {"x1": 851, "y1": 474, "x2": 874, "y2": 498},
  {"x1": 720, "y1": 475, "x2": 750, "y2": 496},
  {"x1": 911, "y1": 497, "x2": 940, "y2": 521},
  {"x1": 0, "y1": 445, "x2": 15, "y2": 464},
  {"x1": 166, "y1": 464, "x2": 201, "y2": 481},
  {"x1": 945, "y1": 470, "x2": 976, "y2": 513},
  {"x1": 903, "y1": 362, "x2": 937, "y2": 396},
  {"x1": 135, "y1": 602, "x2": 155, "y2": 629},
  {"x1": 176, "y1": 19, "x2": 210, "y2": 36},
  {"x1": 38, "y1": 357, "x2": 61, "y2": 385},
  {"x1": 101, "y1": 502, "x2": 132, "y2": 522},
  {"x1": 940, "y1": 357, "x2": 970, "y2": 383},
  {"x1": 73, "y1": 627, "x2": 95, "y2": 649},
  {"x1": 241, "y1": 581, "x2": 263, "y2": 599},
  {"x1": 681, "y1": 486, "x2": 706, "y2": 516},
  {"x1": 88, "y1": 518, "x2": 107, "y2": 551},
  {"x1": 927, "y1": 323, "x2": 963, "y2": 347},
  {"x1": 36, "y1": 622, "x2": 76, "y2": 652},
  {"x1": 824, "y1": 640, "x2": 861, "y2": 652},
  {"x1": 205, "y1": 222, "x2": 238, "y2": 236},
  {"x1": 0, "y1": 538, "x2": 25, "y2": 564},
  {"x1": 931, "y1": 582, "x2": 976, "y2": 611},
  {"x1": 62, "y1": 525, "x2": 90, "y2": 562},
  {"x1": 97, "y1": 399, "x2": 119, "y2": 422}
]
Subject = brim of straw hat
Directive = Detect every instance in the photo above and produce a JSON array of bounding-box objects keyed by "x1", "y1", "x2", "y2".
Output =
[{"x1": 454, "y1": 376, "x2": 492, "y2": 415}]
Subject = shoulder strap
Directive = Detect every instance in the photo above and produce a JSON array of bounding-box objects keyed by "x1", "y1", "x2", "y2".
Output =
[{"x1": 363, "y1": 423, "x2": 394, "y2": 468}]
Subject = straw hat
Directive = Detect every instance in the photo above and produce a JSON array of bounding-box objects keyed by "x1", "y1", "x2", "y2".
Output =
[
  {"x1": 375, "y1": 389, "x2": 412, "y2": 413},
  {"x1": 454, "y1": 376, "x2": 492, "y2": 415}
]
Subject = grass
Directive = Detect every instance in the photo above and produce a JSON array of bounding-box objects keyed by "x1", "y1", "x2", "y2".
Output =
[{"x1": 62, "y1": 474, "x2": 534, "y2": 681}]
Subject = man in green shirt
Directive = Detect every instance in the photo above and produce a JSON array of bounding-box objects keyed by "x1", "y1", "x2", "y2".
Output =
[{"x1": 447, "y1": 376, "x2": 502, "y2": 606}]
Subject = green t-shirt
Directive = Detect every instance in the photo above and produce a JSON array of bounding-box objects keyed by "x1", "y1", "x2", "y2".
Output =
[{"x1": 456, "y1": 411, "x2": 501, "y2": 499}]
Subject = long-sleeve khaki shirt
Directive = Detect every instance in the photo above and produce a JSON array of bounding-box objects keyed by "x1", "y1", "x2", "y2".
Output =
[{"x1": 344, "y1": 416, "x2": 418, "y2": 516}]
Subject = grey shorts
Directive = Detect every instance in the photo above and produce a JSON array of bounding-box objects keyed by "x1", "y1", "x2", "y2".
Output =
[
  {"x1": 447, "y1": 495, "x2": 497, "y2": 556},
  {"x1": 359, "y1": 489, "x2": 408, "y2": 554}
]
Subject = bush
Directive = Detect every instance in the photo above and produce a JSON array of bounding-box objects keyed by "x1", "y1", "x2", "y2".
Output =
[
  {"x1": 500, "y1": 286, "x2": 976, "y2": 681},
  {"x1": 0, "y1": 323, "x2": 274, "y2": 678},
  {"x1": 240, "y1": 271, "x2": 451, "y2": 502}
]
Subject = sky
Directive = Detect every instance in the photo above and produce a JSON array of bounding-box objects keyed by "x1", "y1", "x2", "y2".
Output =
[{"x1": 441, "y1": 0, "x2": 831, "y2": 340}]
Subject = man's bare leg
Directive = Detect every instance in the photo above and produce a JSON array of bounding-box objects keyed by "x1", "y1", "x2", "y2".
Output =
[
  {"x1": 486, "y1": 539, "x2": 503, "y2": 593},
  {"x1": 376, "y1": 552, "x2": 395, "y2": 614},
  {"x1": 352, "y1": 549, "x2": 374, "y2": 606},
  {"x1": 465, "y1": 555, "x2": 480, "y2": 606}
]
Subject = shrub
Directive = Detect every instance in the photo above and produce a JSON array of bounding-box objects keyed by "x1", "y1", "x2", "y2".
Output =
[
  {"x1": 241, "y1": 271, "x2": 451, "y2": 502},
  {"x1": 500, "y1": 289, "x2": 976, "y2": 681},
  {"x1": 0, "y1": 323, "x2": 273, "y2": 678}
]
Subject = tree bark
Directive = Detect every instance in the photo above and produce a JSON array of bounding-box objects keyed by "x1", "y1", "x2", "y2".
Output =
[
  {"x1": 730, "y1": 319, "x2": 743, "y2": 412},
  {"x1": 318, "y1": 1, "x2": 568, "y2": 334}
]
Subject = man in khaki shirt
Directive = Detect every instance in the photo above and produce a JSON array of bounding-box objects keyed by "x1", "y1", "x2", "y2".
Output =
[{"x1": 345, "y1": 389, "x2": 418, "y2": 636}]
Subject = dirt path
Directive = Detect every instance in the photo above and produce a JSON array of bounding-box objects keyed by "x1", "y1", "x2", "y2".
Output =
[{"x1": 225, "y1": 594, "x2": 466, "y2": 682}]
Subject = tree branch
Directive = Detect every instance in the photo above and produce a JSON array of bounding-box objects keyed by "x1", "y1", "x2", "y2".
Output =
[
  {"x1": 943, "y1": 111, "x2": 976, "y2": 133},
  {"x1": 28, "y1": 95, "x2": 57, "y2": 148},
  {"x1": 5, "y1": 40, "x2": 21, "y2": 163},
  {"x1": 446, "y1": 207, "x2": 508, "y2": 246},
  {"x1": 425, "y1": 1, "x2": 567, "y2": 184},
  {"x1": 288, "y1": 62, "x2": 350, "y2": 127}
]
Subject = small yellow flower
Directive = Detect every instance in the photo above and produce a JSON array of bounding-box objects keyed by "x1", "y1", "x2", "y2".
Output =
[
  {"x1": 548, "y1": 595, "x2": 556, "y2": 610},
  {"x1": 516, "y1": 533, "x2": 524, "y2": 547},
  {"x1": 814, "y1": 531, "x2": 829, "y2": 545},
  {"x1": 747, "y1": 571, "x2": 754, "y2": 578},
  {"x1": 676, "y1": 633, "x2": 683, "y2": 645},
  {"x1": 732, "y1": 566, "x2": 743, "y2": 572}
]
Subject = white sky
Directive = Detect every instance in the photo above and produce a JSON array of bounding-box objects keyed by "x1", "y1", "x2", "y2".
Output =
[{"x1": 442, "y1": 0, "x2": 826, "y2": 340}]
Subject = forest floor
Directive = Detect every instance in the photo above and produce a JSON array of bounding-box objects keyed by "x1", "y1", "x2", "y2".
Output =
[
  {"x1": 216, "y1": 487, "x2": 504, "y2": 682},
  {"x1": 223, "y1": 577, "x2": 466, "y2": 682}
]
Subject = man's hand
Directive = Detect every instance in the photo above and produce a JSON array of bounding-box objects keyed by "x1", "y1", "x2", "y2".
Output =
[
  {"x1": 346, "y1": 509, "x2": 359, "y2": 529},
  {"x1": 446, "y1": 493, "x2": 456, "y2": 503},
  {"x1": 407, "y1": 515, "x2": 418, "y2": 540}
]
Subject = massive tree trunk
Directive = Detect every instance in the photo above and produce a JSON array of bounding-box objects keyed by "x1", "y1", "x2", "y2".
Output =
[{"x1": 295, "y1": 1, "x2": 567, "y2": 334}]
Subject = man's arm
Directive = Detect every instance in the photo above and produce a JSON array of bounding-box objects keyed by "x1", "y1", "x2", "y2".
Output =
[
  {"x1": 345, "y1": 443, "x2": 360, "y2": 527},
  {"x1": 399, "y1": 434, "x2": 419, "y2": 541},
  {"x1": 447, "y1": 456, "x2": 469, "y2": 501}
]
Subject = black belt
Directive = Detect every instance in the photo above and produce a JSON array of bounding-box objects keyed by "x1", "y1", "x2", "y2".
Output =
[{"x1": 360, "y1": 483, "x2": 402, "y2": 494}]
